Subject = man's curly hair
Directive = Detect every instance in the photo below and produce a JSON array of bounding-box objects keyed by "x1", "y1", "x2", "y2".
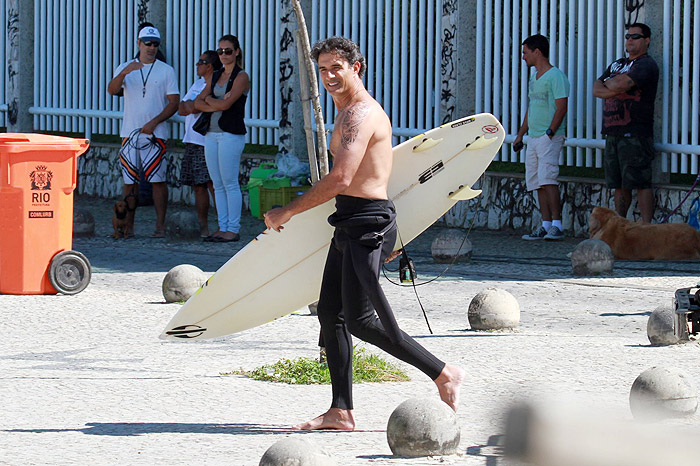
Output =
[{"x1": 310, "y1": 36, "x2": 366, "y2": 79}]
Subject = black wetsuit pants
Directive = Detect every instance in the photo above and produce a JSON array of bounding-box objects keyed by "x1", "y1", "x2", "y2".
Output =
[{"x1": 317, "y1": 195, "x2": 445, "y2": 410}]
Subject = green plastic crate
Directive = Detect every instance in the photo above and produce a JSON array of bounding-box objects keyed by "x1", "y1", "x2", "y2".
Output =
[
  {"x1": 246, "y1": 163, "x2": 278, "y2": 218},
  {"x1": 257, "y1": 185, "x2": 311, "y2": 219}
]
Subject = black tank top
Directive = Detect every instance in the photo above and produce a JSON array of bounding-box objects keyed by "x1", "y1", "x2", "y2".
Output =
[{"x1": 212, "y1": 66, "x2": 247, "y2": 135}]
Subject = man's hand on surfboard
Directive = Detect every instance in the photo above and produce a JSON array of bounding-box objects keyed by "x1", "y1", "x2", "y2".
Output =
[
  {"x1": 264, "y1": 207, "x2": 292, "y2": 232},
  {"x1": 384, "y1": 250, "x2": 401, "y2": 263}
]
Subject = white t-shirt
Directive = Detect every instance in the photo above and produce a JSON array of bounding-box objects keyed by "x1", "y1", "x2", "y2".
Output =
[
  {"x1": 114, "y1": 59, "x2": 179, "y2": 139},
  {"x1": 182, "y1": 77, "x2": 207, "y2": 146}
]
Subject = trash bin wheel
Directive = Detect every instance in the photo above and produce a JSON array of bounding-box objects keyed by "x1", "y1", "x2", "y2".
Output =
[{"x1": 49, "y1": 250, "x2": 91, "y2": 295}]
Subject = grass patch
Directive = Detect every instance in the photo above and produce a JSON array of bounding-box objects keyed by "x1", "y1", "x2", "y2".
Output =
[
  {"x1": 244, "y1": 143, "x2": 279, "y2": 155},
  {"x1": 487, "y1": 160, "x2": 525, "y2": 174},
  {"x1": 223, "y1": 347, "x2": 409, "y2": 384},
  {"x1": 487, "y1": 160, "x2": 605, "y2": 179},
  {"x1": 670, "y1": 172, "x2": 700, "y2": 187}
]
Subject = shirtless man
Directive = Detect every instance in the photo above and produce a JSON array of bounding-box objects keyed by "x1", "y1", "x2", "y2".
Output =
[{"x1": 264, "y1": 37, "x2": 464, "y2": 431}]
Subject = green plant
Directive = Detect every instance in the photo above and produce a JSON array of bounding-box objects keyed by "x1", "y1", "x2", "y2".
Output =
[{"x1": 224, "y1": 346, "x2": 410, "y2": 384}]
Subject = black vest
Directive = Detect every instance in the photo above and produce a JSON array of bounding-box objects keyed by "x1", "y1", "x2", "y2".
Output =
[{"x1": 212, "y1": 66, "x2": 247, "y2": 135}]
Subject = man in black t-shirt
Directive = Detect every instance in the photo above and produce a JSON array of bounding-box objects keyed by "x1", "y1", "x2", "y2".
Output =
[{"x1": 593, "y1": 22, "x2": 659, "y2": 223}]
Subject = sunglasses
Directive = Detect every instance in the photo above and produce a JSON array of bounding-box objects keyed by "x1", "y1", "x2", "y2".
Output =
[
  {"x1": 625, "y1": 33, "x2": 646, "y2": 40},
  {"x1": 196, "y1": 59, "x2": 210, "y2": 65},
  {"x1": 142, "y1": 41, "x2": 160, "y2": 47},
  {"x1": 217, "y1": 47, "x2": 234, "y2": 56}
]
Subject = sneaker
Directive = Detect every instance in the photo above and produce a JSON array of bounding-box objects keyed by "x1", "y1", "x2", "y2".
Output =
[
  {"x1": 522, "y1": 226, "x2": 548, "y2": 240},
  {"x1": 544, "y1": 226, "x2": 564, "y2": 241}
]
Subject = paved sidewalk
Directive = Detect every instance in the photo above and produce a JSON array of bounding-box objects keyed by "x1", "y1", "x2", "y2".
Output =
[{"x1": 1, "y1": 196, "x2": 699, "y2": 465}]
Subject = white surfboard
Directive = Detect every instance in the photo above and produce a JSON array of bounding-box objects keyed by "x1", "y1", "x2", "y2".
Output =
[{"x1": 161, "y1": 113, "x2": 504, "y2": 340}]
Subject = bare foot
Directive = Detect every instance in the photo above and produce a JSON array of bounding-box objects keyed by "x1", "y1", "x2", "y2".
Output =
[
  {"x1": 434, "y1": 364, "x2": 465, "y2": 412},
  {"x1": 292, "y1": 408, "x2": 356, "y2": 431}
]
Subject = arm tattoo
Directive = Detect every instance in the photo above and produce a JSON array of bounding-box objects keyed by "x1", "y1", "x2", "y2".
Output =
[{"x1": 337, "y1": 101, "x2": 370, "y2": 150}]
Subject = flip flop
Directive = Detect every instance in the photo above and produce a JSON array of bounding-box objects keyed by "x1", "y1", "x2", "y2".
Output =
[{"x1": 212, "y1": 234, "x2": 240, "y2": 243}]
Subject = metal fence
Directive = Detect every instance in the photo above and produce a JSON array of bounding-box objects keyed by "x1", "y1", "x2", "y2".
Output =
[
  {"x1": 476, "y1": 0, "x2": 700, "y2": 175},
  {"x1": 308, "y1": 0, "x2": 443, "y2": 138},
  {"x1": 5, "y1": 1, "x2": 699, "y2": 174},
  {"x1": 165, "y1": 0, "x2": 281, "y2": 144},
  {"x1": 30, "y1": 0, "x2": 282, "y2": 144},
  {"x1": 25, "y1": 0, "x2": 442, "y2": 144},
  {"x1": 661, "y1": 0, "x2": 700, "y2": 174}
]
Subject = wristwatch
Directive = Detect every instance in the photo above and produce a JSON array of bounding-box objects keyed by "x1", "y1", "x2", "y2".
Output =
[{"x1": 546, "y1": 128, "x2": 554, "y2": 137}]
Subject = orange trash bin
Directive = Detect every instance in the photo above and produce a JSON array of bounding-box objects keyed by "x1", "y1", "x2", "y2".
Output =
[{"x1": 0, "y1": 133, "x2": 91, "y2": 295}]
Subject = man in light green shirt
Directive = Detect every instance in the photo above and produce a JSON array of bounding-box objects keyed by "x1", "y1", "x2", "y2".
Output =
[{"x1": 514, "y1": 34, "x2": 569, "y2": 240}]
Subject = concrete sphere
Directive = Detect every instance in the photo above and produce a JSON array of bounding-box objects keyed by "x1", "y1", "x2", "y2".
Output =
[
  {"x1": 165, "y1": 211, "x2": 200, "y2": 241},
  {"x1": 162, "y1": 264, "x2": 207, "y2": 303},
  {"x1": 387, "y1": 398, "x2": 460, "y2": 457},
  {"x1": 73, "y1": 208, "x2": 95, "y2": 237},
  {"x1": 468, "y1": 288, "x2": 520, "y2": 330},
  {"x1": 259, "y1": 437, "x2": 337, "y2": 466},
  {"x1": 629, "y1": 366, "x2": 697, "y2": 421},
  {"x1": 570, "y1": 239, "x2": 614, "y2": 276},
  {"x1": 647, "y1": 306, "x2": 679, "y2": 346},
  {"x1": 431, "y1": 229, "x2": 473, "y2": 263}
]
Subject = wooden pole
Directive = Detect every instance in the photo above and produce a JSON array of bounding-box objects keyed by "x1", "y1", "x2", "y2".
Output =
[
  {"x1": 296, "y1": 30, "x2": 320, "y2": 184},
  {"x1": 291, "y1": 0, "x2": 329, "y2": 177}
]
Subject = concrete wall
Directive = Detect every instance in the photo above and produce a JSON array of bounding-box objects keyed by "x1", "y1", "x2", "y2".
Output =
[
  {"x1": 78, "y1": 142, "x2": 697, "y2": 238},
  {"x1": 76, "y1": 142, "x2": 273, "y2": 209},
  {"x1": 442, "y1": 171, "x2": 698, "y2": 237}
]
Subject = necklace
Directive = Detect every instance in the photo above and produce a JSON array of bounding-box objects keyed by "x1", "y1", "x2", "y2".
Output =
[{"x1": 139, "y1": 61, "x2": 156, "y2": 98}]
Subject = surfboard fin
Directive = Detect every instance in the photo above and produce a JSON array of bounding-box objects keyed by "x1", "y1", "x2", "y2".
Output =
[
  {"x1": 465, "y1": 134, "x2": 498, "y2": 150},
  {"x1": 448, "y1": 184, "x2": 482, "y2": 201},
  {"x1": 412, "y1": 136, "x2": 444, "y2": 152}
]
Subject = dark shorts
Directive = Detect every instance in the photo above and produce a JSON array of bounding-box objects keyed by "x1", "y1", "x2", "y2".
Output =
[
  {"x1": 603, "y1": 136, "x2": 655, "y2": 190},
  {"x1": 180, "y1": 143, "x2": 211, "y2": 186}
]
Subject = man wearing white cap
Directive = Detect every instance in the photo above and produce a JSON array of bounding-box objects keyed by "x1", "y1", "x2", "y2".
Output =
[{"x1": 108, "y1": 25, "x2": 179, "y2": 238}]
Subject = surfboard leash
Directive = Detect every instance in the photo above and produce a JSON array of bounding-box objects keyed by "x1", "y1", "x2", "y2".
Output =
[
  {"x1": 396, "y1": 230, "x2": 433, "y2": 335},
  {"x1": 382, "y1": 187, "x2": 480, "y2": 289},
  {"x1": 382, "y1": 180, "x2": 484, "y2": 334}
]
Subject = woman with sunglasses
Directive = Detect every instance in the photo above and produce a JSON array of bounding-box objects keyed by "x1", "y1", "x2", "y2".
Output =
[
  {"x1": 179, "y1": 50, "x2": 222, "y2": 238},
  {"x1": 195, "y1": 35, "x2": 249, "y2": 242}
]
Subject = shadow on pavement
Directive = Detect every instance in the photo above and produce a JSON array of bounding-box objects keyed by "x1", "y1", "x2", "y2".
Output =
[{"x1": 5, "y1": 422, "x2": 294, "y2": 436}]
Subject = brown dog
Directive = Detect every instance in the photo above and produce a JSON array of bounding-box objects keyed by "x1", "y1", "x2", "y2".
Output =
[
  {"x1": 112, "y1": 200, "x2": 129, "y2": 239},
  {"x1": 589, "y1": 206, "x2": 700, "y2": 260}
]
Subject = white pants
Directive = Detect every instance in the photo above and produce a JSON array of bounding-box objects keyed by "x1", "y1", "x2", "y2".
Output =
[{"x1": 204, "y1": 132, "x2": 245, "y2": 233}]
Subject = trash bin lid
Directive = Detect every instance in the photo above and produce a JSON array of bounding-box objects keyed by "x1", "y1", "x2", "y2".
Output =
[{"x1": 0, "y1": 133, "x2": 90, "y2": 155}]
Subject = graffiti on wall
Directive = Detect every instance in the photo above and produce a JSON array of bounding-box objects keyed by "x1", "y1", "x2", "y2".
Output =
[
  {"x1": 138, "y1": 0, "x2": 149, "y2": 25},
  {"x1": 440, "y1": 1, "x2": 457, "y2": 124},
  {"x1": 625, "y1": 0, "x2": 644, "y2": 27},
  {"x1": 278, "y1": 0, "x2": 296, "y2": 155},
  {"x1": 7, "y1": 1, "x2": 19, "y2": 125}
]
